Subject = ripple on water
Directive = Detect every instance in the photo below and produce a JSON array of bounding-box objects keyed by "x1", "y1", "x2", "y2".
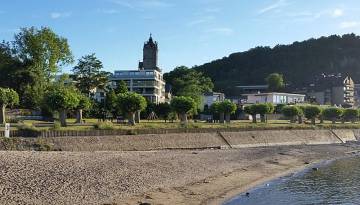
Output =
[{"x1": 224, "y1": 156, "x2": 360, "y2": 205}]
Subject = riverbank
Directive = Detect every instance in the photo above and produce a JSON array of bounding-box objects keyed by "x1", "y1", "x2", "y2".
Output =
[{"x1": 0, "y1": 143, "x2": 359, "y2": 205}]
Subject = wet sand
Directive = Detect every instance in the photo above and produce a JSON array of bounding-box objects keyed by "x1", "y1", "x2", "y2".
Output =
[{"x1": 0, "y1": 143, "x2": 359, "y2": 205}]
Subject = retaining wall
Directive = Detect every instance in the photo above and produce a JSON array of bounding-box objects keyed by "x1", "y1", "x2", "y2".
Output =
[{"x1": 24, "y1": 129, "x2": 358, "y2": 152}]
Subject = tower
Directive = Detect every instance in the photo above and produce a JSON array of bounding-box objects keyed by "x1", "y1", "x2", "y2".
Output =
[{"x1": 142, "y1": 34, "x2": 158, "y2": 70}]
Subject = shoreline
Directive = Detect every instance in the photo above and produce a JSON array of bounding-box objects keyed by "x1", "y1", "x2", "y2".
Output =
[
  {"x1": 0, "y1": 143, "x2": 359, "y2": 204},
  {"x1": 118, "y1": 143, "x2": 360, "y2": 205}
]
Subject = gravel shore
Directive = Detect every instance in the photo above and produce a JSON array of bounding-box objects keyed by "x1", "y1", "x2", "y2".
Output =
[{"x1": 0, "y1": 143, "x2": 359, "y2": 205}]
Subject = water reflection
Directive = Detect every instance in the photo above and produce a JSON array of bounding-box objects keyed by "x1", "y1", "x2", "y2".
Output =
[{"x1": 225, "y1": 157, "x2": 360, "y2": 205}]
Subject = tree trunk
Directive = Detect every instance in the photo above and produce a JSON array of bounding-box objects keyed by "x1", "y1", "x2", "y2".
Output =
[
  {"x1": 76, "y1": 109, "x2": 83, "y2": 124},
  {"x1": 225, "y1": 113, "x2": 231, "y2": 123},
  {"x1": 311, "y1": 118, "x2": 316, "y2": 125},
  {"x1": 219, "y1": 112, "x2": 225, "y2": 124},
  {"x1": 59, "y1": 110, "x2": 67, "y2": 127},
  {"x1": 298, "y1": 115, "x2": 303, "y2": 124},
  {"x1": 332, "y1": 118, "x2": 336, "y2": 124},
  {"x1": 0, "y1": 105, "x2": 5, "y2": 124},
  {"x1": 128, "y1": 112, "x2": 135, "y2": 126},
  {"x1": 252, "y1": 114, "x2": 257, "y2": 123},
  {"x1": 135, "y1": 111, "x2": 141, "y2": 124},
  {"x1": 320, "y1": 116, "x2": 324, "y2": 124},
  {"x1": 260, "y1": 114, "x2": 266, "y2": 123},
  {"x1": 180, "y1": 113, "x2": 188, "y2": 124}
]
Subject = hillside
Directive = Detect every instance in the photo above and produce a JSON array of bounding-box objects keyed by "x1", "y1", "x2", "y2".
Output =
[{"x1": 194, "y1": 34, "x2": 360, "y2": 95}]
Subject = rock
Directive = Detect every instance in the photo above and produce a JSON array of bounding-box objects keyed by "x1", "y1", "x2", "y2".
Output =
[
  {"x1": 245, "y1": 192, "x2": 250, "y2": 197},
  {"x1": 312, "y1": 167, "x2": 319, "y2": 171}
]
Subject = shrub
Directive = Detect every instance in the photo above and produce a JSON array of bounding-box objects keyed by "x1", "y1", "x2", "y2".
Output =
[
  {"x1": 94, "y1": 121, "x2": 114, "y2": 130},
  {"x1": 53, "y1": 121, "x2": 61, "y2": 130},
  {"x1": 244, "y1": 105, "x2": 257, "y2": 123},
  {"x1": 275, "y1": 104, "x2": 286, "y2": 114},
  {"x1": 171, "y1": 96, "x2": 196, "y2": 124},
  {"x1": 282, "y1": 106, "x2": 301, "y2": 123},
  {"x1": 304, "y1": 105, "x2": 321, "y2": 125},
  {"x1": 342, "y1": 109, "x2": 359, "y2": 122},
  {"x1": 322, "y1": 107, "x2": 343, "y2": 124}
]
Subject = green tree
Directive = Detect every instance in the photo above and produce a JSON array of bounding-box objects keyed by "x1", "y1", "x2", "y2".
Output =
[
  {"x1": 252, "y1": 103, "x2": 274, "y2": 123},
  {"x1": 304, "y1": 105, "x2": 321, "y2": 125},
  {"x1": 44, "y1": 87, "x2": 80, "y2": 127},
  {"x1": 322, "y1": 107, "x2": 343, "y2": 124},
  {"x1": 155, "y1": 102, "x2": 172, "y2": 122},
  {"x1": 164, "y1": 66, "x2": 213, "y2": 106},
  {"x1": 115, "y1": 80, "x2": 128, "y2": 94},
  {"x1": 73, "y1": 53, "x2": 110, "y2": 95},
  {"x1": 244, "y1": 105, "x2": 257, "y2": 123},
  {"x1": 75, "y1": 94, "x2": 92, "y2": 124},
  {"x1": 218, "y1": 100, "x2": 237, "y2": 123},
  {"x1": 210, "y1": 102, "x2": 221, "y2": 122},
  {"x1": 342, "y1": 109, "x2": 359, "y2": 123},
  {"x1": 266, "y1": 73, "x2": 285, "y2": 92},
  {"x1": 170, "y1": 96, "x2": 196, "y2": 124},
  {"x1": 13, "y1": 27, "x2": 73, "y2": 108},
  {"x1": 116, "y1": 92, "x2": 147, "y2": 125},
  {"x1": 0, "y1": 88, "x2": 19, "y2": 124},
  {"x1": 282, "y1": 105, "x2": 301, "y2": 123}
]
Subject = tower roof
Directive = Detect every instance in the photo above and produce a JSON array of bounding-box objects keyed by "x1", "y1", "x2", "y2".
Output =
[{"x1": 144, "y1": 33, "x2": 157, "y2": 48}]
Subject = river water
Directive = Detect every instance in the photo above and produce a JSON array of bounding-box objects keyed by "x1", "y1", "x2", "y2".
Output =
[{"x1": 224, "y1": 156, "x2": 360, "y2": 205}]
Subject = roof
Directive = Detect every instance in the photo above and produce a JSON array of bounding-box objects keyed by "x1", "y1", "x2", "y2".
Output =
[
  {"x1": 203, "y1": 91, "x2": 225, "y2": 96},
  {"x1": 242, "y1": 92, "x2": 305, "y2": 97},
  {"x1": 236, "y1": 85, "x2": 268, "y2": 89}
]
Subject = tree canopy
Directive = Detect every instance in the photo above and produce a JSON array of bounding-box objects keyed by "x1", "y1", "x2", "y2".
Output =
[
  {"x1": 0, "y1": 88, "x2": 19, "y2": 124},
  {"x1": 164, "y1": 66, "x2": 213, "y2": 105},
  {"x1": 73, "y1": 53, "x2": 110, "y2": 95},
  {"x1": 266, "y1": 73, "x2": 284, "y2": 92},
  {"x1": 194, "y1": 34, "x2": 360, "y2": 95},
  {"x1": 116, "y1": 92, "x2": 147, "y2": 125}
]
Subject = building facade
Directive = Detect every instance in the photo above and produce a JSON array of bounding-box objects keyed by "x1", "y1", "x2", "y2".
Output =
[
  {"x1": 307, "y1": 75, "x2": 354, "y2": 107},
  {"x1": 243, "y1": 92, "x2": 305, "y2": 104},
  {"x1": 110, "y1": 35, "x2": 166, "y2": 104},
  {"x1": 201, "y1": 92, "x2": 225, "y2": 109}
]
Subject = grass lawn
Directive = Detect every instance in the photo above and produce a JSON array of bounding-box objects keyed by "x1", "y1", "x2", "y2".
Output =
[{"x1": 1, "y1": 118, "x2": 360, "y2": 132}]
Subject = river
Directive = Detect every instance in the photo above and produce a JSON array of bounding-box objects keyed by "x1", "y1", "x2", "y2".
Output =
[{"x1": 224, "y1": 156, "x2": 360, "y2": 205}]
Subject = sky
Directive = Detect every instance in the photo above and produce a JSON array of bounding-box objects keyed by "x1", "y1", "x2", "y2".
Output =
[{"x1": 1, "y1": 0, "x2": 360, "y2": 73}]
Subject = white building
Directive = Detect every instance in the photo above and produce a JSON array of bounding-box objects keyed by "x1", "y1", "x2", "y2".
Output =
[
  {"x1": 243, "y1": 92, "x2": 305, "y2": 104},
  {"x1": 109, "y1": 35, "x2": 167, "y2": 104},
  {"x1": 200, "y1": 92, "x2": 225, "y2": 110}
]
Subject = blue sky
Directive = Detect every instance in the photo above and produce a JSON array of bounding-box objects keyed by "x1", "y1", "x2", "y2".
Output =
[{"x1": 1, "y1": 0, "x2": 360, "y2": 73}]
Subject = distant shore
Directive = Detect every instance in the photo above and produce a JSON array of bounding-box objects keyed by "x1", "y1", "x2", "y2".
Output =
[{"x1": 0, "y1": 143, "x2": 359, "y2": 205}]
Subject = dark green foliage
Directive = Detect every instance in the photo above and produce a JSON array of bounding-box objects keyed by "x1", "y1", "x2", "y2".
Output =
[
  {"x1": 171, "y1": 96, "x2": 196, "y2": 114},
  {"x1": 218, "y1": 100, "x2": 237, "y2": 114},
  {"x1": 266, "y1": 73, "x2": 284, "y2": 91},
  {"x1": 44, "y1": 87, "x2": 80, "y2": 111},
  {"x1": 115, "y1": 80, "x2": 128, "y2": 94},
  {"x1": 155, "y1": 102, "x2": 172, "y2": 121},
  {"x1": 73, "y1": 53, "x2": 110, "y2": 94},
  {"x1": 116, "y1": 92, "x2": 147, "y2": 125},
  {"x1": 282, "y1": 106, "x2": 302, "y2": 123},
  {"x1": 194, "y1": 34, "x2": 360, "y2": 95},
  {"x1": 164, "y1": 66, "x2": 213, "y2": 105},
  {"x1": 322, "y1": 107, "x2": 343, "y2": 123},
  {"x1": 304, "y1": 105, "x2": 321, "y2": 124},
  {"x1": 342, "y1": 109, "x2": 359, "y2": 122},
  {"x1": 0, "y1": 87, "x2": 19, "y2": 124}
]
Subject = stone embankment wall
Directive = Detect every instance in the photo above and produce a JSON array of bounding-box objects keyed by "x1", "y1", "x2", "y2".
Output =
[{"x1": 26, "y1": 129, "x2": 358, "y2": 152}]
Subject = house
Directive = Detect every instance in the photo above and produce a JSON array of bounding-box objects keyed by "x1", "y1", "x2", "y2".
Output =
[
  {"x1": 243, "y1": 92, "x2": 305, "y2": 104},
  {"x1": 201, "y1": 91, "x2": 225, "y2": 109},
  {"x1": 307, "y1": 74, "x2": 354, "y2": 107},
  {"x1": 109, "y1": 35, "x2": 167, "y2": 104},
  {"x1": 236, "y1": 85, "x2": 268, "y2": 94}
]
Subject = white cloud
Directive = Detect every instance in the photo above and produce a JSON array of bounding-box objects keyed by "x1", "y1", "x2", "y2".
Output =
[
  {"x1": 332, "y1": 9, "x2": 344, "y2": 18},
  {"x1": 206, "y1": 27, "x2": 234, "y2": 36},
  {"x1": 340, "y1": 21, "x2": 360, "y2": 29},
  {"x1": 258, "y1": 0, "x2": 289, "y2": 14},
  {"x1": 50, "y1": 12, "x2": 71, "y2": 19}
]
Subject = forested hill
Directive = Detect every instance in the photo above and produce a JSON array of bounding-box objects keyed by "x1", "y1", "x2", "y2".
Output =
[{"x1": 194, "y1": 34, "x2": 360, "y2": 95}]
